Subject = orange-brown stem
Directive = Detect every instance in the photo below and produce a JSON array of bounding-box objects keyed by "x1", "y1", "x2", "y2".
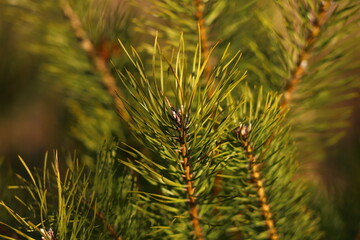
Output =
[
  {"x1": 166, "y1": 96, "x2": 203, "y2": 239},
  {"x1": 235, "y1": 124, "x2": 278, "y2": 239},
  {"x1": 194, "y1": 0, "x2": 211, "y2": 80},
  {"x1": 243, "y1": 141, "x2": 279, "y2": 240},
  {"x1": 281, "y1": 0, "x2": 332, "y2": 108},
  {"x1": 180, "y1": 130, "x2": 204, "y2": 240},
  {"x1": 61, "y1": 1, "x2": 129, "y2": 121}
]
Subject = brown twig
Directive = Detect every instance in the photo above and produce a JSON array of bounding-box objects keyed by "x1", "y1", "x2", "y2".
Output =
[
  {"x1": 166, "y1": 97, "x2": 204, "y2": 240},
  {"x1": 194, "y1": 0, "x2": 211, "y2": 80},
  {"x1": 81, "y1": 198, "x2": 122, "y2": 240},
  {"x1": 60, "y1": 0, "x2": 130, "y2": 121},
  {"x1": 181, "y1": 140, "x2": 203, "y2": 240},
  {"x1": 281, "y1": 0, "x2": 333, "y2": 108},
  {"x1": 236, "y1": 124, "x2": 279, "y2": 240}
]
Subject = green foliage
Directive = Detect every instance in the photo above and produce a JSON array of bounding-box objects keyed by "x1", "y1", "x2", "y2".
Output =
[
  {"x1": 220, "y1": 89, "x2": 321, "y2": 239},
  {"x1": 1, "y1": 147, "x2": 144, "y2": 240},
  {"x1": 1, "y1": 0, "x2": 359, "y2": 239},
  {"x1": 133, "y1": 0, "x2": 259, "y2": 59},
  {"x1": 0, "y1": 0, "x2": 131, "y2": 161},
  {"x1": 116, "y1": 36, "x2": 246, "y2": 238},
  {"x1": 248, "y1": 0, "x2": 360, "y2": 163}
]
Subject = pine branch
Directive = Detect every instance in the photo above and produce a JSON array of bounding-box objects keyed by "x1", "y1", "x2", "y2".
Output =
[
  {"x1": 165, "y1": 97, "x2": 204, "y2": 240},
  {"x1": 60, "y1": 0, "x2": 130, "y2": 121},
  {"x1": 194, "y1": 0, "x2": 211, "y2": 80},
  {"x1": 217, "y1": 90, "x2": 322, "y2": 239},
  {"x1": 281, "y1": 0, "x2": 333, "y2": 108},
  {"x1": 115, "y1": 36, "x2": 245, "y2": 238},
  {"x1": 236, "y1": 124, "x2": 279, "y2": 240},
  {"x1": 1, "y1": 146, "x2": 144, "y2": 239},
  {"x1": 249, "y1": 0, "x2": 344, "y2": 168}
]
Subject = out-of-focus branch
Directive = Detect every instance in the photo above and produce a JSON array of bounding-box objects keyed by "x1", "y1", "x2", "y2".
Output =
[
  {"x1": 281, "y1": 0, "x2": 333, "y2": 108},
  {"x1": 194, "y1": 0, "x2": 211, "y2": 80},
  {"x1": 61, "y1": 0, "x2": 130, "y2": 121}
]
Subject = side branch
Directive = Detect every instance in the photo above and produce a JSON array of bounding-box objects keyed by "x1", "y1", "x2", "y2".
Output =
[
  {"x1": 281, "y1": 0, "x2": 333, "y2": 108},
  {"x1": 236, "y1": 125, "x2": 279, "y2": 240},
  {"x1": 61, "y1": 1, "x2": 129, "y2": 121},
  {"x1": 194, "y1": 0, "x2": 211, "y2": 80}
]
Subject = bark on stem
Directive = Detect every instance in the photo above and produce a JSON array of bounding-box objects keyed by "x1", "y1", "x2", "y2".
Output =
[
  {"x1": 236, "y1": 125, "x2": 278, "y2": 240},
  {"x1": 180, "y1": 123, "x2": 203, "y2": 239},
  {"x1": 281, "y1": 0, "x2": 332, "y2": 108},
  {"x1": 61, "y1": 1, "x2": 129, "y2": 121},
  {"x1": 244, "y1": 141, "x2": 279, "y2": 240},
  {"x1": 167, "y1": 96, "x2": 203, "y2": 239},
  {"x1": 194, "y1": 0, "x2": 211, "y2": 80}
]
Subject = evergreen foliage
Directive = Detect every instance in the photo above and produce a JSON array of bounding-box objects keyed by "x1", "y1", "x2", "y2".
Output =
[{"x1": 0, "y1": 0, "x2": 359, "y2": 239}]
